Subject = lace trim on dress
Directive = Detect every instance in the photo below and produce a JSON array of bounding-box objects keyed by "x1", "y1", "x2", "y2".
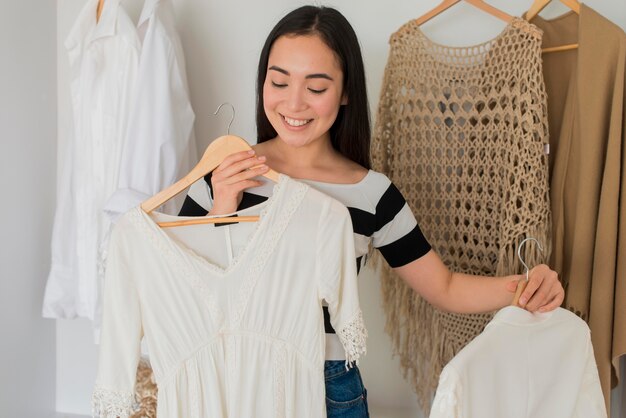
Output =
[
  {"x1": 129, "y1": 208, "x2": 225, "y2": 328},
  {"x1": 230, "y1": 180, "x2": 308, "y2": 328},
  {"x1": 336, "y1": 309, "x2": 368, "y2": 369},
  {"x1": 92, "y1": 385, "x2": 134, "y2": 418}
]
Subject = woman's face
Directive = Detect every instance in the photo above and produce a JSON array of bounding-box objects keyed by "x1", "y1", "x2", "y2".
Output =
[{"x1": 263, "y1": 34, "x2": 346, "y2": 148}]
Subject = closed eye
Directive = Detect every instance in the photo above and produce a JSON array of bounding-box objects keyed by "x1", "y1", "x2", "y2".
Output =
[
  {"x1": 271, "y1": 81, "x2": 287, "y2": 88},
  {"x1": 308, "y1": 88, "x2": 327, "y2": 94}
]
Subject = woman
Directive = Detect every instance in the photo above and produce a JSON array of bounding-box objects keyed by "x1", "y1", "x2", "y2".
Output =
[{"x1": 180, "y1": 6, "x2": 564, "y2": 417}]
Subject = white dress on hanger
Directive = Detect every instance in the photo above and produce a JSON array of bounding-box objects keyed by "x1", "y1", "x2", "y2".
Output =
[
  {"x1": 429, "y1": 306, "x2": 606, "y2": 418},
  {"x1": 93, "y1": 176, "x2": 367, "y2": 418}
]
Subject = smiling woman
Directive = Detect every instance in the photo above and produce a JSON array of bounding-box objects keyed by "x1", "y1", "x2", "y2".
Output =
[
  {"x1": 177, "y1": 5, "x2": 565, "y2": 418},
  {"x1": 255, "y1": 6, "x2": 372, "y2": 173}
]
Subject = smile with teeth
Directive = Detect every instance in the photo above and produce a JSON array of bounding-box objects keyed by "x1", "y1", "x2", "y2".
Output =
[{"x1": 282, "y1": 114, "x2": 313, "y2": 127}]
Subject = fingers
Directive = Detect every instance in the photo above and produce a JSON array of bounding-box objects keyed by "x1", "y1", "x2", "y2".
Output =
[
  {"x1": 518, "y1": 269, "x2": 541, "y2": 308},
  {"x1": 505, "y1": 276, "x2": 523, "y2": 293},
  {"x1": 518, "y1": 265, "x2": 563, "y2": 312},
  {"x1": 537, "y1": 290, "x2": 565, "y2": 313},
  {"x1": 209, "y1": 150, "x2": 269, "y2": 215},
  {"x1": 214, "y1": 150, "x2": 267, "y2": 181}
]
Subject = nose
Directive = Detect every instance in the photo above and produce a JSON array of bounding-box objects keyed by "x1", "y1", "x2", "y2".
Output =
[{"x1": 286, "y1": 86, "x2": 307, "y2": 113}]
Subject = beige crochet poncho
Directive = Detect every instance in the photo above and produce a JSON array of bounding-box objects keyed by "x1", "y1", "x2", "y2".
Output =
[{"x1": 371, "y1": 17, "x2": 551, "y2": 410}]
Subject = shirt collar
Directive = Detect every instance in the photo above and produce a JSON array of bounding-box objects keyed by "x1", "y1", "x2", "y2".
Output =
[
  {"x1": 138, "y1": 0, "x2": 161, "y2": 28},
  {"x1": 89, "y1": 0, "x2": 123, "y2": 43},
  {"x1": 64, "y1": 0, "x2": 99, "y2": 51},
  {"x1": 488, "y1": 305, "x2": 555, "y2": 327}
]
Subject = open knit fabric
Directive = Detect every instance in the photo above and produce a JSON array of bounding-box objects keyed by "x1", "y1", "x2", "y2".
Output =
[{"x1": 371, "y1": 17, "x2": 551, "y2": 411}]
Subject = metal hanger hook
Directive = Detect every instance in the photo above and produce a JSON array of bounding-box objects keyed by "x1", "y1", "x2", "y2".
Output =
[
  {"x1": 213, "y1": 102, "x2": 235, "y2": 135},
  {"x1": 517, "y1": 237, "x2": 544, "y2": 281}
]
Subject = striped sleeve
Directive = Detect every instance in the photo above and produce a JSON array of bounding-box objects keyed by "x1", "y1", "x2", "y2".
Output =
[{"x1": 372, "y1": 181, "x2": 431, "y2": 267}]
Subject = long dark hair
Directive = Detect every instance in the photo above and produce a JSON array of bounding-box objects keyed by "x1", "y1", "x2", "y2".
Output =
[{"x1": 256, "y1": 6, "x2": 371, "y2": 169}]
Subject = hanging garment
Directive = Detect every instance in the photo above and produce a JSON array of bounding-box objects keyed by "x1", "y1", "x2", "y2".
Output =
[
  {"x1": 429, "y1": 306, "x2": 607, "y2": 418},
  {"x1": 179, "y1": 170, "x2": 432, "y2": 361},
  {"x1": 127, "y1": 170, "x2": 433, "y2": 414},
  {"x1": 43, "y1": 0, "x2": 140, "y2": 320},
  {"x1": 103, "y1": 0, "x2": 197, "y2": 220},
  {"x1": 371, "y1": 17, "x2": 551, "y2": 409},
  {"x1": 528, "y1": 6, "x2": 626, "y2": 411},
  {"x1": 92, "y1": 176, "x2": 367, "y2": 418}
]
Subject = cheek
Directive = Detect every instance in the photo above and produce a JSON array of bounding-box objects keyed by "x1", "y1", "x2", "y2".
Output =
[
  {"x1": 262, "y1": 82, "x2": 276, "y2": 109},
  {"x1": 312, "y1": 94, "x2": 342, "y2": 119}
]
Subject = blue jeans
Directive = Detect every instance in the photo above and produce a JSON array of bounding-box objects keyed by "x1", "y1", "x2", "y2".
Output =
[{"x1": 325, "y1": 360, "x2": 369, "y2": 418}]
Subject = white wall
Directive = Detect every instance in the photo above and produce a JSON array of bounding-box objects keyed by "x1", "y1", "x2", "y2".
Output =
[
  {"x1": 53, "y1": 1, "x2": 626, "y2": 417},
  {"x1": 0, "y1": 1, "x2": 58, "y2": 417}
]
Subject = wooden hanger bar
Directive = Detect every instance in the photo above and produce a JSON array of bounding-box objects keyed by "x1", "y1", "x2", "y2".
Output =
[
  {"x1": 96, "y1": 0, "x2": 105, "y2": 22},
  {"x1": 141, "y1": 135, "x2": 280, "y2": 227},
  {"x1": 525, "y1": 0, "x2": 580, "y2": 22},
  {"x1": 542, "y1": 43, "x2": 578, "y2": 53},
  {"x1": 159, "y1": 216, "x2": 261, "y2": 228},
  {"x1": 415, "y1": 0, "x2": 513, "y2": 26},
  {"x1": 525, "y1": 0, "x2": 580, "y2": 53},
  {"x1": 511, "y1": 280, "x2": 528, "y2": 306}
]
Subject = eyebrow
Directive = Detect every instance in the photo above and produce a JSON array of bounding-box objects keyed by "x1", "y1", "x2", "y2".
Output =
[{"x1": 268, "y1": 65, "x2": 334, "y2": 81}]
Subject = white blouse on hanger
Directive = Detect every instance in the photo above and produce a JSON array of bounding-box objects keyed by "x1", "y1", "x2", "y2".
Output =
[
  {"x1": 93, "y1": 176, "x2": 367, "y2": 418},
  {"x1": 104, "y1": 0, "x2": 197, "y2": 220},
  {"x1": 429, "y1": 306, "x2": 607, "y2": 418},
  {"x1": 43, "y1": 0, "x2": 140, "y2": 321}
]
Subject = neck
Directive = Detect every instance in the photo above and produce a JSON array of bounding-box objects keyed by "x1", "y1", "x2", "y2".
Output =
[{"x1": 269, "y1": 135, "x2": 338, "y2": 170}]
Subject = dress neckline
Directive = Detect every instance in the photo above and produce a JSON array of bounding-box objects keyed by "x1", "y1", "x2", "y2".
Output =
[{"x1": 138, "y1": 174, "x2": 288, "y2": 276}]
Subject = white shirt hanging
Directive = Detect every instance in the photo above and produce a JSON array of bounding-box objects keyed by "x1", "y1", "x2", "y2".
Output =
[
  {"x1": 93, "y1": 176, "x2": 367, "y2": 418},
  {"x1": 43, "y1": 0, "x2": 140, "y2": 320},
  {"x1": 104, "y1": 0, "x2": 197, "y2": 220},
  {"x1": 429, "y1": 306, "x2": 607, "y2": 418}
]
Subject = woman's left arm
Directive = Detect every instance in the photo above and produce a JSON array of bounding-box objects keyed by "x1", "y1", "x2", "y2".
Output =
[{"x1": 392, "y1": 250, "x2": 564, "y2": 314}]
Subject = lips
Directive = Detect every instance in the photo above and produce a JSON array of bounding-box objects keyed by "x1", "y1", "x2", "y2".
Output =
[{"x1": 281, "y1": 114, "x2": 313, "y2": 127}]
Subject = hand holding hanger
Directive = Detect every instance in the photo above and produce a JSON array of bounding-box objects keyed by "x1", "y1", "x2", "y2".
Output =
[{"x1": 141, "y1": 104, "x2": 280, "y2": 227}]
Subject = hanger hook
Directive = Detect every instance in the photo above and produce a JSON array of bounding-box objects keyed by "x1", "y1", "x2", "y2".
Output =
[
  {"x1": 517, "y1": 237, "x2": 544, "y2": 281},
  {"x1": 213, "y1": 102, "x2": 235, "y2": 135}
]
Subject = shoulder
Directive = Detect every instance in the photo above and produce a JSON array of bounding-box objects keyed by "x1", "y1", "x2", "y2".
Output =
[
  {"x1": 358, "y1": 170, "x2": 402, "y2": 208},
  {"x1": 363, "y1": 169, "x2": 393, "y2": 188},
  {"x1": 548, "y1": 308, "x2": 592, "y2": 339},
  {"x1": 115, "y1": 207, "x2": 142, "y2": 231}
]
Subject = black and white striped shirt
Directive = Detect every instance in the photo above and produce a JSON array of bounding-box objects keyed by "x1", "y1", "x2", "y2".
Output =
[{"x1": 179, "y1": 170, "x2": 431, "y2": 359}]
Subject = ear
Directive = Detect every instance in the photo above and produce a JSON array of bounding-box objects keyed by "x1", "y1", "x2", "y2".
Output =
[{"x1": 341, "y1": 93, "x2": 348, "y2": 105}]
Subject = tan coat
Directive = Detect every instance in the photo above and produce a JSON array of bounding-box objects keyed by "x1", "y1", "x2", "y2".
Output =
[{"x1": 530, "y1": 5, "x2": 626, "y2": 413}]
